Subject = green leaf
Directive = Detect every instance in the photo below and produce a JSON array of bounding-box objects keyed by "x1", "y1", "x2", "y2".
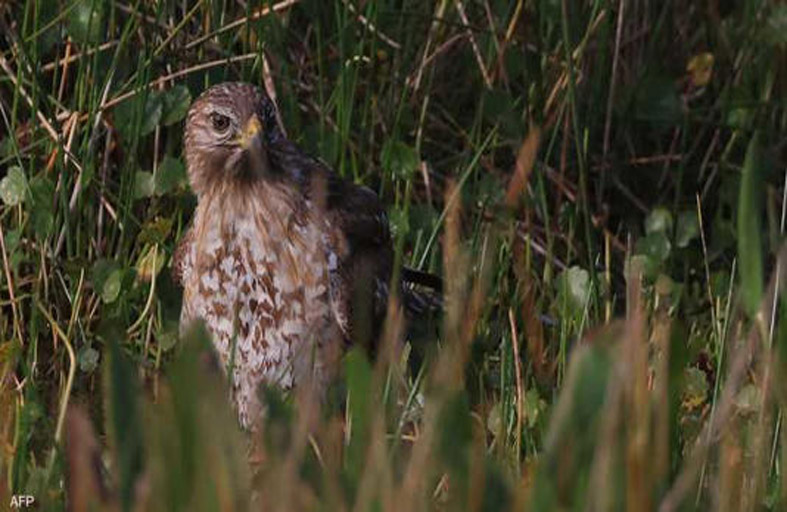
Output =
[
  {"x1": 626, "y1": 254, "x2": 659, "y2": 281},
  {"x1": 134, "y1": 171, "x2": 154, "y2": 199},
  {"x1": 137, "y1": 217, "x2": 173, "y2": 245},
  {"x1": 30, "y1": 175, "x2": 55, "y2": 238},
  {"x1": 0, "y1": 137, "x2": 14, "y2": 159},
  {"x1": 676, "y1": 211, "x2": 700, "y2": 248},
  {"x1": 557, "y1": 266, "x2": 591, "y2": 310},
  {"x1": 140, "y1": 93, "x2": 163, "y2": 136},
  {"x1": 67, "y1": 0, "x2": 105, "y2": 45},
  {"x1": 645, "y1": 207, "x2": 673, "y2": 235},
  {"x1": 161, "y1": 86, "x2": 192, "y2": 126},
  {"x1": 116, "y1": 92, "x2": 163, "y2": 141},
  {"x1": 636, "y1": 232, "x2": 671, "y2": 263},
  {"x1": 738, "y1": 133, "x2": 764, "y2": 316},
  {"x1": 102, "y1": 269, "x2": 123, "y2": 304},
  {"x1": 4, "y1": 228, "x2": 20, "y2": 253},
  {"x1": 157, "y1": 327, "x2": 179, "y2": 352},
  {"x1": 91, "y1": 258, "x2": 117, "y2": 289},
  {"x1": 78, "y1": 345, "x2": 99, "y2": 373},
  {"x1": 155, "y1": 156, "x2": 187, "y2": 196},
  {"x1": 387, "y1": 207, "x2": 409, "y2": 239},
  {"x1": 381, "y1": 140, "x2": 419, "y2": 180},
  {"x1": 524, "y1": 388, "x2": 545, "y2": 428},
  {"x1": 0, "y1": 166, "x2": 27, "y2": 206}
]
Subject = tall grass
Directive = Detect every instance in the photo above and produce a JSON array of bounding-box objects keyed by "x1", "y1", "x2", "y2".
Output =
[{"x1": 1, "y1": 0, "x2": 787, "y2": 510}]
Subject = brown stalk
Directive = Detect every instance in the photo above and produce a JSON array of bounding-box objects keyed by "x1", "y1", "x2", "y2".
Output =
[
  {"x1": 454, "y1": 0, "x2": 492, "y2": 89},
  {"x1": 183, "y1": 0, "x2": 300, "y2": 51},
  {"x1": 505, "y1": 126, "x2": 541, "y2": 208},
  {"x1": 508, "y1": 308, "x2": 524, "y2": 460}
]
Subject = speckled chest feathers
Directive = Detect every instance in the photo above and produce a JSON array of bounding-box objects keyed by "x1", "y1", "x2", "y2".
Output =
[
  {"x1": 175, "y1": 82, "x2": 401, "y2": 430},
  {"x1": 177, "y1": 182, "x2": 344, "y2": 428}
]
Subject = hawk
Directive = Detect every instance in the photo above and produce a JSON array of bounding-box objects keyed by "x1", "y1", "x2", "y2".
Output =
[{"x1": 174, "y1": 82, "x2": 437, "y2": 429}]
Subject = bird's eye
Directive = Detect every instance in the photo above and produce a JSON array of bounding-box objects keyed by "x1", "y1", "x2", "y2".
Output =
[{"x1": 210, "y1": 112, "x2": 231, "y2": 133}]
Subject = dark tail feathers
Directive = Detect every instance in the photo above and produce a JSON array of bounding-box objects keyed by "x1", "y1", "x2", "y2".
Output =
[{"x1": 400, "y1": 266, "x2": 442, "y2": 316}]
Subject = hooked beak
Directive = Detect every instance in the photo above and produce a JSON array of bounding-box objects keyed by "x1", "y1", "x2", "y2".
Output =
[
  {"x1": 234, "y1": 114, "x2": 269, "y2": 175},
  {"x1": 238, "y1": 114, "x2": 262, "y2": 151}
]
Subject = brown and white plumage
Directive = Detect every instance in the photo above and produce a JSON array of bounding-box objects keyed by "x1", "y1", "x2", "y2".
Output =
[{"x1": 174, "y1": 82, "x2": 429, "y2": 428}]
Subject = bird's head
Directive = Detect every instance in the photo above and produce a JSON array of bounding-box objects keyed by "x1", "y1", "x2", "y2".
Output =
[{"x1": 183, "y1": 82, "x2": 282, "y2": 195}]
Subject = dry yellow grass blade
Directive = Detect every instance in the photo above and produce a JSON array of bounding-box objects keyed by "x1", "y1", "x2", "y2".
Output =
[{"x1": 506, "y1": 127, "x2": 541, "y2": 208}]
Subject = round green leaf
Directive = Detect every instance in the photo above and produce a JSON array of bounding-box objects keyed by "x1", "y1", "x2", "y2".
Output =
[
  {"x1": 67, "y1": 0, "x2": 105, "y2": 45},
  {"x1": 134, "y1": 171, "x2": 155, "y2": 199},
  {"x1": 161, "y1": 86, "x2": 192, "y2": 126},
  {"x1": 155, "y1": 156, "x2": 187, "y2": 196},
  {"x1": 78, "y1": 346, "x2": 100, "y2": 373},
  {"x1": 676, "y1": 211, "x2": 700, "y2": 248},
  {"x1": 626, "y1": 254, "x2": 659, "y2": 281},
  {"x1": 158, "y1": 328, "x2": 179, "y2": 352},
  {"x1": 0, "y1": 167, "x2": 27, "y2": 206},
  {"x1": 645, "y1": 207, "x2": 673, "y2": 235},
  {"x1": 140, "y1": 94, "x2": 163, "y2": 136},
  {"x1": 636, "y1": 232, "x2": 671, "y2": 263},
  {"x1": 0, "y1": 137, "x2": 14, "y2": 159},
  {"x1": 381, "y1": 140, "x2": 419, "y2": 180},
  {"x1": 557, "y1": 266, "x2": 591, "y2": 310},
  {"x1": 137, "y1": 217, "x2": 173, "y2": 245},
  {"x1": 30, "y1": 175, "x2": 55, "y2": 237},
  {"x1": 102, "y1": 268, "x2": 123, "y2": 303}
]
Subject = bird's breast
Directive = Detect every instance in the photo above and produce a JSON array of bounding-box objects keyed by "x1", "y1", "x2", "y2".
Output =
[{"x1": 179, "y1": 196, "x2": 343, "y2": 427}]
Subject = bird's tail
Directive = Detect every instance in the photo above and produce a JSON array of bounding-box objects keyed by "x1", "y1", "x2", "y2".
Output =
[{"x1": 400, "y1": 266, "x2": 443, "y2": 317}]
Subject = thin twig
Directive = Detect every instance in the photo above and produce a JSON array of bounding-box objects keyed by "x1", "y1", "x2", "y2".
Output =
[
  {"x1": 0, "y1": 222, "x2": 22, "y2": 343},
  {"x1": 151, "y1": 0, "x2": 206, "y2": 59},
  {"x1": 508, "y1": 308, "x2": 524, "y2": 460},
  {"x1": 183, "y1": 0, "x2": 300, "y2": 50},
  {"x1": 341, "y1": 0, "x2": 402, "y2": 49},
  {"x1": 0, "y1": 54, "x2": 84, "y2": 172},
  {"x1": 454, "y1": 0, "x2": 492, "y2": 89},
  {"x1": 94, "y1": 53, "x2": 258, "y2": 113},
  {"x1": 35, "y1": 294, "x2": 78, "y2": 444},
  {"x1": 411, "y1": 0, "x2": 449, "y2": 92},
  {"x1": 0, "y1": 55, "x2": 59, "y2": 142},
  {"x1": 41, "y1": 40, "x2": 119, "y2": 72},
  {"x1": 602, "y1": 0, "x2": 626, "y2": 161}
]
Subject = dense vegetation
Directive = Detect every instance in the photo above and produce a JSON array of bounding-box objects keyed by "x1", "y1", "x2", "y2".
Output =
[{"x1": 1, "y1": 0, "x2": 786, "y2": 510}]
